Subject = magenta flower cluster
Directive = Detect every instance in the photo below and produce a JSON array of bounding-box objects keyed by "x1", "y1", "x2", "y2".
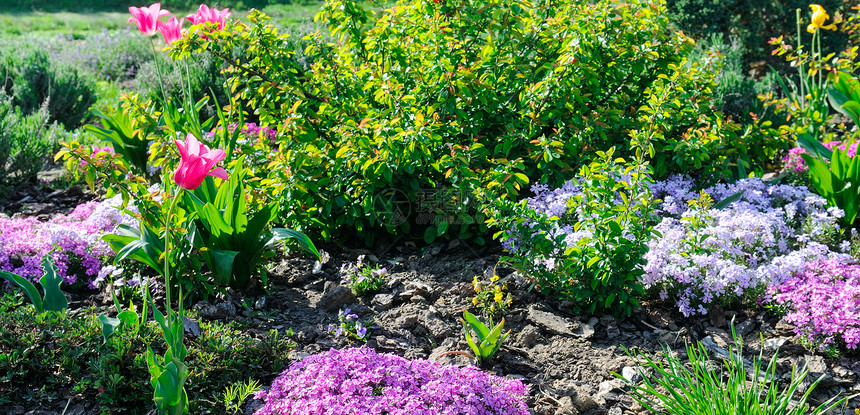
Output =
[
  {"x1": 781, "y1": 141, "x2": 858, "y2": 173},
  {"x1": 254, "y1": 347, "x2": 529, "y2": 415},
  {"x1": 0, "y1": 196, "x2": 137, "y2": 288},
  {"x1": 773, "y1": 259, "x2": 860, "y2": 349}
]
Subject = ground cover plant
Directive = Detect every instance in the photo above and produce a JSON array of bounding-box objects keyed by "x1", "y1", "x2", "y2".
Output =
[{"x1": 7, "y1": 1, "x2": 860, "y2": 415}]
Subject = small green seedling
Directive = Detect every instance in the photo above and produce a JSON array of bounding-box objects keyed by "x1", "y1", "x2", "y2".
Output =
[
  {"x1": 0, "y1": 255, "x2": 67, "y2": 314},
  {"x1": 462, "y1": 310, "x2": 510, "y2": 366}
]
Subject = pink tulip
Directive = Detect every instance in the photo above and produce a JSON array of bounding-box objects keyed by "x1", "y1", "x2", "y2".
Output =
[
  {"x1": 128, "y1": 3, "x2": 170, "y2": 36},
  {"x1": 173, "y1": 133, "x2": 229, "y2": 191},
  {"x1": 158, "y1": 17, "x2": 185, "y2": 45},
  {"x1": 187, "y1": 4, "x2": 231, "y2": 31}
]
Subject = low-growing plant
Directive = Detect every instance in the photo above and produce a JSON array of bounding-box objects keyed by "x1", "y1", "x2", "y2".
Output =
[
  {"x1": 253, "y1": 347, "x2": 529, "y2": 414},
  {"x1": 222, "y1": 379, "x2": 261, "y2": 414},
  {"x1": 339, "y1": 255, "x2": 386, "y2": 296},
  {"x1": 0, "y1": 95, "x2": 60, "y2": 186},
  {"x1": 489, "y1": 150, "x2": 656, "y2": 316},
  {"x1": 462, "y1": 310, "x2": 509, "y2": 367},
  {"x1": 617, "y1": 325, "x2": 853, "y2": 415},
  {"x1": 773, "y1": 259, "x2": 860, "y2": 351},
  {"x1": 471, "y1": 273, "x2": 512, "y2": 320},
  {"x1": 328, "y1": 307, "x2": 374, "y2": 342},
  {"x1": 0, "y1": 293, "x2": 295, "y2": 414},
  {"x1": 0, "y1": 255, "x2": 68, "y2": 314}
]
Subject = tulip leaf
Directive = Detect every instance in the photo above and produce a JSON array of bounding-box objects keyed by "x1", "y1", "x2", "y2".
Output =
[{"x1": 0, "y1": 270, "x2": 43, "y2": 314}]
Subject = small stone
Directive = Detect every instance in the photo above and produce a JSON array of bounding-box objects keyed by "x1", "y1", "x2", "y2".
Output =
[
  {"x1": 528, "y1": 306, "x2": 574, "y2": 336},
  {"x1": 573, "y1": 317, "x2": 597, "y2": 339},
  {"x1": 410, "y1": 294, "x2": 427, "y2": 303},
  {"x1": 621, "y1": 366, "x2": 641, "y2": 383},
  {"x1": 607, "y1": 406, "x2": 623, "y2": 415},
  {"x1": 803, "y1": 355, "x2": 827, "y2": 374},
  {"x1": 517, "y1": 325, "x2": 541, "y2": 347},
  {"x1": 183, "y1": 316, "x2": 202, "y2": 337},
  {"x1": 554, "y1": 396, "x2": 577, "y2": 415},
  {"x1": 317, "y1": 285, "x2": 357, "y2": 312},
  {"x1": 594, "y1": 380, "x2": 624, "y2": 404},
  {"x1": 605, "y1": 324, "x2": 620, "y2": 339},
  {"x1": 571, "y1": 385, "x2": 597, "y2": 412},
  {"x1": 372, "y1": 293, "x2": 395, "y2": 311},
  {"x1": 735, "y1": 319, "x2": 755, "y2": 336},
  {"x1": 763, "y1": 337, "x2": 788, "y2": 351},
  {"x1": 254, "y1": 296, "x2": 266, "y2": 310}
]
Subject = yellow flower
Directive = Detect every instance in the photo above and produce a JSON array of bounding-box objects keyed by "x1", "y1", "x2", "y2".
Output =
[
  {"x1": 494, "y1": 292, "x2": 504, "y2": 302},
  {"x1": 807, "y1": 4, "x2": 837, "y2": 33},
  {"x1": 490, "y1": 274, "x2": 499, "y2": 282}
]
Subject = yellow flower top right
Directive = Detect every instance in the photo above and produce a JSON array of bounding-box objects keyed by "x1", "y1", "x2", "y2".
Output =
[{"x1": 808, "y1": 4, "x2": 837, "y2": 33}]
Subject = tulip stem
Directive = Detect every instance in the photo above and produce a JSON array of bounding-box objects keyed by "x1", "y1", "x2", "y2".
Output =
[{"x1": 150, "y1": 38, "x2": 169, "y2": 106}]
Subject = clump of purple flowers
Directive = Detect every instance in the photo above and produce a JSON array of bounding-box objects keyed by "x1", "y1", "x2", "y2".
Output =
[
  {"x1": 645, "y1": 176, "x2": 853, "y2": 315},
  {"x1": 773, "y1": 259, "x2": 860, "y2": 350},
  {"x1": 509, "y1": 175, "x2": 856, "y2": 316},
  {"x1": 253, "y1": 347, "x2": 529, "y2": 415},
  {"x1": 328, "y1": 308, "x2": 374, "y2": 342},
  {"x1": 0, "y1": 196, "x2": 137, "y2": 288},
  {"x1": 339, "y1": 255, "x2": 387, "y2": 296}
]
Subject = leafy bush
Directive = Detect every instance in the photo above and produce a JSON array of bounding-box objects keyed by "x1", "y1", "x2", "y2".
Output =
[
  {"x1": 489, "y1": 151, "x2": 655, "y2": 316},
  {"x1": 773, "y1": 259, "x2": 860, "y2": 352},
  {"x1": 171, "y1": 0, "x2": 749, "y2": 244},
  {"x1": 253, "y1": 347, "x2": 529, "y2": 414},
  {"x1": 0, "y1": 293, "x2": 295, "y2": 413},
  {"x1": 0, "y1": 96, "x2": 61, "y2": 186},
  {"x1": 0, "y1": 42, "x2": 97, "y2": 129}
]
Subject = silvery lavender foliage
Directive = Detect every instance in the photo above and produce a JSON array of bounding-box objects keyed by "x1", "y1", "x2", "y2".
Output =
[
  {"x1": 46, "y1": 29, "x2": 151, "y2": 82},
  {"x1": 512, "y1": 175, "x2": 854, "y2": 316},
  {"x1": 0, "y1": 196, "x2": 138, "y2": 288}
]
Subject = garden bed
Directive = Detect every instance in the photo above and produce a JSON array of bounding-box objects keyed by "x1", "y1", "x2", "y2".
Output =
[{"x1": 3, "y1": 239, "x2": 859, "y2": 414}]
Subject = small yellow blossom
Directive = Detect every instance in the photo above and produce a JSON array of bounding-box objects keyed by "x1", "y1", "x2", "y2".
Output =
[
  {"x1": 807, "y1": 4, "x2": 837, "y2": 33},
  {"x1": 494, "y1": 291, "x2": 504, "y2": 302},
  {"x1": 490, "y1": 274, "x2": 499, "y2": 282}
]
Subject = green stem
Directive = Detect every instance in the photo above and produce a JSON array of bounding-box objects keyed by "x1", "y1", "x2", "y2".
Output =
[
  {"x1": 163, "y1": 180, "x2": 180, "y2": 318},
  {"x1": 150, "y1": 38, "x2": 169, "y2": 105}
]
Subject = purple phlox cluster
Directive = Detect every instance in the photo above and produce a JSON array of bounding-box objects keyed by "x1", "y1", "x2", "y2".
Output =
[
  {"x1": 644, "y1": 177, "x2": 852, "y2": 315},
  {"x1": 253, "y1": 347, "x2": 529, "y2": 415},
  {"x1": 773, "y1": 259, "x2": 860, "y2": 349},
  {"x1": 512, "y1": 175, "x2": 855, "y2": 316},
  {"x1": 0, "y1": 196, "x2": 138, "y2": 288}
]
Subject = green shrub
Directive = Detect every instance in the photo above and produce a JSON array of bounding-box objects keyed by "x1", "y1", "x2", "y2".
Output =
[
  {"x1": 0, "y1": 94, "x2": 60, "y2": 186},
  {"x1": 0, "y1": 292, "x2": 294, "y2": 413},
  {"x1": 488, "y1": 150, "x2": 655, "y2": 316},
  {"x1": 0, "y1": 43, "x2": 97, "y2": 129},
  {"x1": 171, "y1": 0, "x2": 748, "y2": 244}
]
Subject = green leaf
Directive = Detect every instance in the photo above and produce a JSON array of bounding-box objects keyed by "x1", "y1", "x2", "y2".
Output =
[
  {"x1": 39, "y1": 256, "x2": 67, "y2": 313},
  {"x1": 713, "y1": 190, "x2": 744, "y2": 210},
  {"x1": 203, "y1": 249, "x2": 240, "y2": 286},
  {"x1": 0, "y1": 270, "x2": 43, "y2": 313},
  {"x1": 99, "y1": 315, "x2": 121, "y2": 343},
  {"x1": 271, "y1": 228, "x2": 321, "y2": 260}
]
